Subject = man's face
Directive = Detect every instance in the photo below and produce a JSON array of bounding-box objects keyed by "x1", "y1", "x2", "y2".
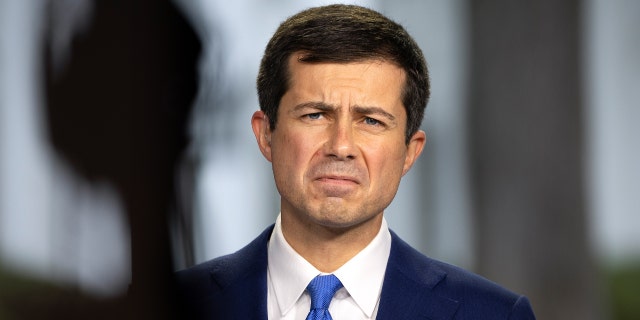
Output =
[{"x1": 252, "y1": 56, "x2": 425, "y2": 232}]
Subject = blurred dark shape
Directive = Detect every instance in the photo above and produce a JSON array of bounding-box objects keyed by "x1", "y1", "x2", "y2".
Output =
[
  {"x1": 4, "y1": 0, "x2": 202, "y2": 319},
  {"x1": 0, "y1": 267, "x2": 127, "y2": 319},
  {"x1": 468, "y1": 0, "x2": 601, "y2": 319}
]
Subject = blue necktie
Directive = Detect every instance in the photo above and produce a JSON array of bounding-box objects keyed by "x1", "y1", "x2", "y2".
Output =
[{"x1": 305, "y1": 274, "x2": 343, "y2": 320}]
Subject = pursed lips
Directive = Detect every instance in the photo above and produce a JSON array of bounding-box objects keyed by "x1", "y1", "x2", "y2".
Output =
[
  {"x1": 307, "y1": 162, "x2": 365, "y2": 188},
  {"x1": 315, "y1": 175, "x2": 360, "y2": 184},
  {"x1": 312, "y1": 174, "x2": 360, "y2": 197}
]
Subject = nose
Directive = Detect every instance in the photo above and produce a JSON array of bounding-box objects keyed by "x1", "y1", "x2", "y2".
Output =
[{"x1": 324, "y1": 120, "x2": 357, "y2": 160}]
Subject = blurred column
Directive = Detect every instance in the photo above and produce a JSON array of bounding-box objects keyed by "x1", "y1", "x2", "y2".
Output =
[{"x1": 468, "y1": 0, "x2": 601, "y2": 319}]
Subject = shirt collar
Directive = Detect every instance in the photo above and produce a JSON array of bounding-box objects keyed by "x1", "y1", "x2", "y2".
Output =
[
  {"x1": 268, "y1": 215, "x2": 319, "y2": 316},
  {"x1": 268, "y1": 214, "x2": 391, "y2": 318},
  {"x1": 333, "y1": 218, "x2": 391, "y2": 317}
]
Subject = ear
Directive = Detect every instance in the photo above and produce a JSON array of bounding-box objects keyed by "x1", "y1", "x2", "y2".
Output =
[
  {"x1": 251, "y1": 110, "x2": 273, "y2": 162},
  {"x1": 402, "y1": 130, "x2": 426, "y2": 176}
]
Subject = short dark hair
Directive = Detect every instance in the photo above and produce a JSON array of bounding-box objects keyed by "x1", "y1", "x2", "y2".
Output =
[{"x1": 256, "y1": 4, "x2": 430, "y2": 143}]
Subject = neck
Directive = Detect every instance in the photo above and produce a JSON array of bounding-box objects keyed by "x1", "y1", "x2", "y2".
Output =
[{"x1": 280, "y1": 212, "x2": 383, "y2": 273}]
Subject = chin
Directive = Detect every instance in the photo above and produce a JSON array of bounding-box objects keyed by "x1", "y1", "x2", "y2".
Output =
[{"x1": 312, "y1": 207, "x2": 378, "y2": 230}]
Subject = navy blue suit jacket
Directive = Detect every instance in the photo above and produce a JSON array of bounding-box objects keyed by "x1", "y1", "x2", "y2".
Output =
[{"x1": 175, "y1": 225, "x2": 536, "y2": 319}]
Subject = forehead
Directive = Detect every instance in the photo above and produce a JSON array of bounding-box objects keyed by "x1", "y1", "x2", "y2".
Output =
[{"x1": 284, "y1": 55, "x2": 406, "y2": 108}]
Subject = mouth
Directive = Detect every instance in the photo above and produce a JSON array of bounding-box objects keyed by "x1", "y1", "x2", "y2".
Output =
[
  {"x1": 313, "y1": 175, "x2": 360, "y2": 197},
  {"x1": 315, "y1": 174, "x2": 360, "y2": 187},
  {"x1": 315, "y1": 175, "x2": 360, "y2": 184}
]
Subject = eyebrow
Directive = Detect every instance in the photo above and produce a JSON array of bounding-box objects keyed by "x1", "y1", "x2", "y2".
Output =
[
  {"x1": 292, "y1": 101, "x2": 334, "y2": 113},
  {"x1": 291, "y1": 101, "x2": 397, "y2": 121},
  {"x1": 353, "y1": 105, "x2": 396, "y2": 121}
]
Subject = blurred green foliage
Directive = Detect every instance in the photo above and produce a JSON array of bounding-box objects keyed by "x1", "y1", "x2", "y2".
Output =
[{"x1": 608, "y1": 261, "x2": 640, "y2": 320}]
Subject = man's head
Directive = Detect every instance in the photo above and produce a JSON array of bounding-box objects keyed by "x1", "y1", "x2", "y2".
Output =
[
  {"x1": 256, "y1": 4, "x2": 429, "y2": 143},
  {"x1": 251, "y1": 5, "x2": 428, "y2": 246}
]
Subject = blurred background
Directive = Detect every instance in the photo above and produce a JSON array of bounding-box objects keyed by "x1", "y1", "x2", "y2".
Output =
[{"x1": 0, "y1": 0, "x2": 638, "y2": 319}]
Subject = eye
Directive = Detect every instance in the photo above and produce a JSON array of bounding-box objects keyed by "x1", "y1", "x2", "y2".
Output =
[
  {"x1": 305, "y1": 112, "x2": 323, "y2": 120},
  {"x1": 364, "y1": 117, "x2": 382, "y2": 126}
]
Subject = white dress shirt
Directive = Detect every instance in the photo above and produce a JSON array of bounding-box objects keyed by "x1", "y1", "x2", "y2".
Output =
[{"x1": 267, "y1": 214, "x2": 391, "y2": 320}]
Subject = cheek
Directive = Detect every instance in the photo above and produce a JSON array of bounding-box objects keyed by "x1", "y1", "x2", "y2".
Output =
[
  {"x1": 367, "y1": 144, "x2": 407, "y2": 185},
  {"x1": 272, "y1": 131, "x2": 319, "y2": 178}
]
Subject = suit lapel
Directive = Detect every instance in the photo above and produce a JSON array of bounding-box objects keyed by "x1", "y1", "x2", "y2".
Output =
[
  {"x1": 376, "y1": 231, "x2": 459, "y2": 320},
  {"x1": 214, "y1": 266, "x2": 267, "y2": 319}
]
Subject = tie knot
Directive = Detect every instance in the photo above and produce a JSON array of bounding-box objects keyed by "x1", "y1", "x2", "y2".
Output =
[{"x1": 306, "y1": 274, "x2": 343, "y2": 310}]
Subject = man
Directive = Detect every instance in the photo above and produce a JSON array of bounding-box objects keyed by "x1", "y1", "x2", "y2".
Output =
[{"x1": 176, "y1": 4, "x2": 536, "y2": 319}]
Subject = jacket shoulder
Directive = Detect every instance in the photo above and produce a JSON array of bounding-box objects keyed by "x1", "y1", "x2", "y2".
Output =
[
  {"x1": 386, "y1": 231, "x2": 535, "y2": 319},
  {"x1": 430, "y1": 258, "x2": 534, "y2": 318},
  {"x1": 174, "y1": 225, "x2": 273, "y2": 301}
]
